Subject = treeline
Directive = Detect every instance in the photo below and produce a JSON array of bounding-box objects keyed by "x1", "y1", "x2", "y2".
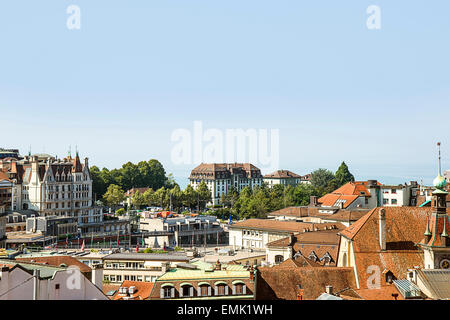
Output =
[
  {"x1": 94, "y1": 159, "x2": 355, "y2": 219},
  {"x1": 90, "y1": 159, "x2": 176, "y2": 199},
  {"x1": 213, "y1": 161, "x2": 355, "y2": 219}
]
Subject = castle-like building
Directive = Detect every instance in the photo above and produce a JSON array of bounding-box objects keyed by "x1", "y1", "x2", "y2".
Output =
[{"x1": 0, "y1": 153, "x2": 103, "y2": 233}]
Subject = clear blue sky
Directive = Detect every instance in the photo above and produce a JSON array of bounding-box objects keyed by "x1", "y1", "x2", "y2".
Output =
[{"x1": 1, "y1": 1, "x2": 449, "y2": 188}]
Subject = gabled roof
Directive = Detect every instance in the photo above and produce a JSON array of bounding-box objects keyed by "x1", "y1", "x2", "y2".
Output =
[
  {"x1": 16, "y1": 255, "x2": 91, "y2": 273},
  {"x1": 230, "y1": 219, "x2": 342, "y2": 233},
  {"x1": 112, "y1": 281, "x2": 154, "y2": 300},
  {"x1": 264, "y1": 170, "x2": 302, "y2": 179},
  {"x1": 338, "y1": 207, "x2": 446, "y2": 289},
  {"x1": 318, "y1": 181, "x2": 374, "y2": 208},
  {"x1": 256, "y1": 267, "x2": 356, "y2": 300},
  {"x1": 416, "y1": 269, "x2": 450, "y2": 300}
]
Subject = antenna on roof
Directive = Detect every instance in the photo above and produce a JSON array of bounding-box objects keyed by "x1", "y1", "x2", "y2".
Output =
[
  {"x1": 28, "y1": 145, "x2": 31, "y2": 157},
  {"x1": 68, "y1": 145, "x2": 71, "y2": 158}
]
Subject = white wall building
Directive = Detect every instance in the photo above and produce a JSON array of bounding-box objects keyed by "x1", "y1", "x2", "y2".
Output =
[
  {"x1": 0, "y1": 261, "x2": 107, "y2": 300},
  {"x1": 189, "y1": 163, "x2": 263, "y2": 206},
  {"x1": 0, "y1": 154, "x2": 103, "y2": 234}
]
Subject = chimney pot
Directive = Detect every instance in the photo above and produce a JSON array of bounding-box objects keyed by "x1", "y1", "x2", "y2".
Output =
[{"x1": 325, "y1": 285, "x2": 333, "y2": 295}]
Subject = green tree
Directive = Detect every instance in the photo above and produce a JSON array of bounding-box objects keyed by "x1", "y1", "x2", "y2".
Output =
[
  {"x1": 335, "y1": 161, "x2": 355, "y2": 187},
  {"x1": 182, "y1": 185, "x2": 197, "y2": 210},
  {"x1": 131, "y1": 190, "x2": 147, "y2": 209},
  {"x1": 154, "y1": 187, "x2": 168, "y2": 209},
  {"x1": 143, "y1": 188, "x2": 155, "y2": 206},
  {"x1": 310, "y1": 169, "x2": 336, "y2": 197},
  {"x1": 196, "y1": 181, "x2": 211, "y2": 210},
  {"x1": 293, "y1": 183, "x2": 318, "y2": 206},
  {"x1": 103, "y1": 184, "x2": 125, "y2": 210}
]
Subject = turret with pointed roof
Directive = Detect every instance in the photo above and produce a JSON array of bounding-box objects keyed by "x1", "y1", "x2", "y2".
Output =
[{"x1": 417, "y1": 142, "x2": 450, "y2": 269}]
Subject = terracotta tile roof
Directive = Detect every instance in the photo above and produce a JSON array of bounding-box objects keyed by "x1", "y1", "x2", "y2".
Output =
[
  {"x1": 274, "y1": 256, "x2": 322, "y2": 268},
  {"x1": 267, "y1": 206, "x2": 311, "y2": 218},
  {"x1": 231, "y1": 219, "x2": 343, "y2": 233},
  {"x1": 190, "y1": 163, "x2": 262, "y2": 179},
  {"x1": 112, "y1": 281, "x2": 154, "y2": 300},
  {"x1": 16, "y1": 256, "x2": 92, "y2": 274},
  {"x1": 264, "y1": 170, "x2": 302, "y2": 179},
  {"x1": 102, "y1": 284, "x2": 121, "y2": 298},
  {"x1": 267, "y1": 229, "x2": 343, "y2": 247},
  {"x1": 318, "y1": 181, "x2": 378, "y2": 208},
  {"x1": 353, "y1": 284, "x2": 404, "y2": 300},
  {"x1": 256, "y1": 267, "x2": 356, "y2": 300},
  {"x1": 338, "y1": 207, "x2": 449, "y2": 289},
  {"x1": 318, "y1": 194, "x2": 360, "y2": 208}
]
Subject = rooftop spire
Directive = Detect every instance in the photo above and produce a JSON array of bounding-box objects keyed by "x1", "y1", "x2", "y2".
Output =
[{"x1": 433, "y1": 142, "x2": 447, "y2": 191}]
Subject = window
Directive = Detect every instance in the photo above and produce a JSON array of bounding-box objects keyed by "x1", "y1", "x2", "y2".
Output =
[
  {"x1": 217, "y1": 285, "x2": 226, "y2": 296},
  {"x1": 391, "y1": 189, "x2": 397, "y2": 194},
  {"x1": 235, "y1": 284, "x2": 244, "y2": 294},
  {"x1": 275, "y1": 255, "x2": 284, "y2": 264},
  {"x1": 163, "y1": 287, "x2": 172, "y2": 298},
  {"x1": 383, "y1": 199, "x2": 389, "y2": 205},
  {"x1": 200, "y1": 285, "x2": 209, "y2": 297},
  {"x1": 391, "y1": 199, "x2": 398, "y2": 205}
]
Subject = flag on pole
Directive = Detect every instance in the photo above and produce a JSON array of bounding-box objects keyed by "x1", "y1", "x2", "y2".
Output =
[
  {"x1": 110, "y1": 239, "x2": 112, "y2": 250},
  {"x1": 117, "y1": 230, "x2": 120, "y2": 247},
  {"x1": 142, "y1": 237, "x2": 145, "y2": 247},
  {"x1": 229, "y1": 214, "x2": 232, "y2": 225},
  {"x1": 222, "y1": 214, "x2": 224, "y2": 222},
  {"x1": 81, "y1": 240, "x2": 85, "y2": 251},
  {"x1": 236, "y1": 214, "x2": 239, "y2": 222},
  {"x1": 66, "y1": 233, "x2": 69, "y2": 245},
  {"x1": 136, "y1": 243, "x2": 139, "y2": 253}
]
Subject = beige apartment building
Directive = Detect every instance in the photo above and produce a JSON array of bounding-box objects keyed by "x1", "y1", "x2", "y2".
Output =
[{"x1": 102, "y1": 253, "x2": 190, "y2": 284}]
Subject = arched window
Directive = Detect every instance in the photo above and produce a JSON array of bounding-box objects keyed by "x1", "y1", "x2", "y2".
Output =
[
  {"x1": 275, "y1": 255, "x2": 284, "y2": 264},
  {"x1": 160, "y1": 284, "x2": 175, "y2": 299},
  {"x1": 197, "y1": 283, "x2": 211, "y2": 297},
  {"x1": 180, "y1": 284, "x2": 194, "y2": 297}
]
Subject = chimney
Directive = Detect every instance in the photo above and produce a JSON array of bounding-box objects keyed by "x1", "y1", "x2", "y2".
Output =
[
  {"x1": 33, "y1": 269, "x2": 40, "y2": 300},
  {"x1": 162, "y1": 262, "x2": 169, "y2": 273},
  {"x1": 325, "y1": 285, "x2": 333, "y2": 295},
  {"x1": 379, "y1": 208, "x2": 386, "y2": 251},
  {"x1": 249, "y1": 265, "x2": 254, "y2": 281},
  {"x1": 289, "y1": 233, "x2": 294, "y2": 246},
  {"x1": 31, "y1": 156, "x2": 39, "y2": 173},
  {"x1": 0, "y1": 266, "x2": 9, "y2": 284},
  {"x1": 91, "y1": 263, "x2": 103, "y2": 291},
  {"x1": 296, "y1": 285, "x2": 304, "y2": 300},
  {"x1": 310, "y1": 196, "x2": 318, "y2": 207}
]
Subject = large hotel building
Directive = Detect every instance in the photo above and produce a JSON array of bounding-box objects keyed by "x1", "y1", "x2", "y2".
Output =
[{"x1": 189, "y1": 163, "x2": 263, "y2": 205}]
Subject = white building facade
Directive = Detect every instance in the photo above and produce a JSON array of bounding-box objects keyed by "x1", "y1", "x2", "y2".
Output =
[{"x1": 189, "y1": 163, "x2": 263, "y2": 205}]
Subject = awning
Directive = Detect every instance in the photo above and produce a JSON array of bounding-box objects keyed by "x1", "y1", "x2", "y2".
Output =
[
  {"x1": 179, "y1": 282, "x2": 193, "y2": 287},
  {"x1": 197, "y1": 282, "x2": 211, "y2": 286},
  {"x1": 161, "y1": 283, "x2": 175, "y2": 288}
]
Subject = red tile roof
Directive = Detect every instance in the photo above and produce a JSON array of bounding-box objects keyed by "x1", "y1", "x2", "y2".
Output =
[
  {"x1": 264, "y1": 170, "x2": 302, "y2": 179},
  {"x1": 256, "y1": 267, "x2": 357, "y2": 300},
  {"x1": 17, "y1": 256, "x2": 92, "y2": 274},
  {"x1": 231, "y1": 219, "x2": 343, "y2": 233},
  {"x1": 338, "y1": 207, "x2": 450, "y2": 289},
  {"x1": 112, "y1": 281, "x2": 154, "y2": 300}
]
